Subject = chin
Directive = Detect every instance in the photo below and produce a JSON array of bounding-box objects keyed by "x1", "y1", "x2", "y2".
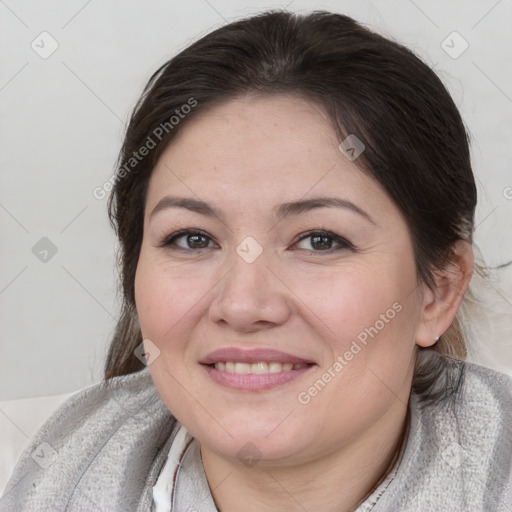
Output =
[{"x1": 191, "y1": 414, "x2": 312, "y2": 465}]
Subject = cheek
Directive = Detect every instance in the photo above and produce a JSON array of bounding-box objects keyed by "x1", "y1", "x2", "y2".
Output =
[
  {"x1": 291, "y1": 262, "x2": 414, "y2": 351},
  {"x1": 290, "y1": 258, "x2": 419, "y2": 411},
  {"x1": 290, "y1": 266, "x2": 417, "y2": 429},
  {"x1": 134, "y1": 262, "x2": 172, "y2": 341},
  {"x1": 134, "y1": 256, "x2": 210, "y2": 424},
  {"x1": 134, "y1": 254, "x2": 206, "y2": 343}
]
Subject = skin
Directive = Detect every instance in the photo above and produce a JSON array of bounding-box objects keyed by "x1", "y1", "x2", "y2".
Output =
[{"x1": 134, "y1": 93, "x2": 473, "y2": 512}]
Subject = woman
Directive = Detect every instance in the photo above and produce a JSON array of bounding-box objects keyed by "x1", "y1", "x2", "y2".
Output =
[{"x1": 2, "y1": 10, "x2": 511, "y2": 512}]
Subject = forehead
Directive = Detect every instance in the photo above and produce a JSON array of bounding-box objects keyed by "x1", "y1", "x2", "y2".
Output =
[{"x1": 145, "y1": 94, "x2": 396, "y2": 222}]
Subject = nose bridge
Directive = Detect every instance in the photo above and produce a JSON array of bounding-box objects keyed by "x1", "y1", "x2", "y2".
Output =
[
  {"x1": 226, "y1": 233, "x2": 270, "y2": 288},
  {"x1": 222, "y1": 241, "x2": 271, "y2": 306},
  {"x1": 208, "y1": 239, "x2": 290, "y2": 330}
]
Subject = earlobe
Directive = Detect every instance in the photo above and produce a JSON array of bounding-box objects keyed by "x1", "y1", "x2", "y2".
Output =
[
  {"x1": 415, "y1": 241, "x2": 474, "y2": 348},
  {"x1": 415, "y1": 285, "x2": 439, "y2": 348}
]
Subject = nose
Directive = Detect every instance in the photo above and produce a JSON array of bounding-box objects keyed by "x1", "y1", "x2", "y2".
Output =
[{"x1": 208, "y1": 247, "x2": 292, "y2": 333}]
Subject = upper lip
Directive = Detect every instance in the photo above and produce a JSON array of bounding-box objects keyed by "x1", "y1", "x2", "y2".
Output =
[{"x1": 200, "y1": 347, "x2": 315, "y2": 365}]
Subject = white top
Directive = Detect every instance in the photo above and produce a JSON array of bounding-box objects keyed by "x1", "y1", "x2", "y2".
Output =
[{"x1": 153, "y1": 424, "x2": 218, "y2": 512}]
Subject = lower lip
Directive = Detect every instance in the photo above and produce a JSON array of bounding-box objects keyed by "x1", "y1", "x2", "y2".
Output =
[{"x1": 201, "y1": 364, "x2": 315, "y2": 391}]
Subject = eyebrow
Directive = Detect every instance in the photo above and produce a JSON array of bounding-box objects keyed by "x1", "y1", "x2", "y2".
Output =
[
  {"x1": 275, "y1": 197, "x2": 375, "y2": 224},
  {"x1": 149, "y1": 195, "x2": 375, "y2": 224},
  {"x1": 150, "y1": 196, "x2": 225, "y2": 221}
]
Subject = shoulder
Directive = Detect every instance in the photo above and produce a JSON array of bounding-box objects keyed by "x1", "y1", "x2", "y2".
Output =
[
  {"x1": 436, "y1": 353, "x2": 512, "y2": 473},
  {"x1": 0, "y1": 369, "x2": 177, "y2": 511},
  {"x1": 370, "y1": 352, "x2": 512, "y2": 511},
  {"x1": 416, "y1": 351, "x2": 512, "y2": 467},
  {"x1": 416, "y1": 352, "x2": 511, "y2": 509}
]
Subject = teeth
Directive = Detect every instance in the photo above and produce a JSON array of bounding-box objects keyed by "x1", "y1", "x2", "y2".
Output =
[
  {"x1": 213, "y1": 361, "x2": 309, "y2": 374},
  {"x1": 269, "y1": 362, "x2": 282, "y2": 373},
  {"x1": 235, "y1": 362, "x2": 251, "y2": 374},
  {"x1": 251, "y1": 362, "x2": 268, "y2": 374}
]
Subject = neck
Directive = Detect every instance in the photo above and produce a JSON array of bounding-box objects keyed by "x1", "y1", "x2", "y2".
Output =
[{"x1": 200, "y1": 398, "x2": 411, "y2": 512}]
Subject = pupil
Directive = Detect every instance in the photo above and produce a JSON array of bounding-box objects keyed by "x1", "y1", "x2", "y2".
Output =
[
  {"x1": 188, "y1": 234, "x2": 208, "y2": 248},
  {"x1": 311, "y1": 235, "x2": 332, "y2": 250}
]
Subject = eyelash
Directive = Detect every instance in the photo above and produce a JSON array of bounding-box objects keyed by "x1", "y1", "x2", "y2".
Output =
[{"x1": 160, "y1": 228, "x2": 355, "y2": 253}]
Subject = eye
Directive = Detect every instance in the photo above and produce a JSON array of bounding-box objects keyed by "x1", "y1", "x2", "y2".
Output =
[
  {"x1": 292, "y1": 230, "x2": 354, "y2": 252},
  {"x1": 161, "y1": 229, "x2": 216, "y2": 250}
]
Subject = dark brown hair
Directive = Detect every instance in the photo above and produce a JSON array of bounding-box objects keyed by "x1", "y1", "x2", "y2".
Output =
[{"x1": 105, "y1": 10, "x2": 477, "y2": 404}]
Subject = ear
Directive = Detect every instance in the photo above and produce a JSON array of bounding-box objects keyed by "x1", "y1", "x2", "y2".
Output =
[{"x1": 415, "y1": 240, "x2": 474, "y2": 348}]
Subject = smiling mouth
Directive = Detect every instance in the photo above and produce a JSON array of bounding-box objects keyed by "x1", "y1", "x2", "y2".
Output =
[
  {"x1": 208, "y1": 361, "x2": 313, "y2": 374},
  {"x1": 201, "y1": 361, "x2": 316, "y2": 391},
  {"x1": 200, "y1": 347, "x2": 316, "y2": 390}
]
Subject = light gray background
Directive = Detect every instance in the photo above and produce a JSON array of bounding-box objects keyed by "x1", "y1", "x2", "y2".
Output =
[{"x1": 1, "y1": 0, "x2": 511, "y2": 401}]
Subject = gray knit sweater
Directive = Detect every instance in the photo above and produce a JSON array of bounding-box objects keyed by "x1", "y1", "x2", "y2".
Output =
[{"x1": 1, "y1": 351, "x2": 511, "y2": 511}]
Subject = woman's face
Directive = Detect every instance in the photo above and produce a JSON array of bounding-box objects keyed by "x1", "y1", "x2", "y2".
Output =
[{"x1": 135, "y1": 94, "x2": 424, "y2": 466}]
